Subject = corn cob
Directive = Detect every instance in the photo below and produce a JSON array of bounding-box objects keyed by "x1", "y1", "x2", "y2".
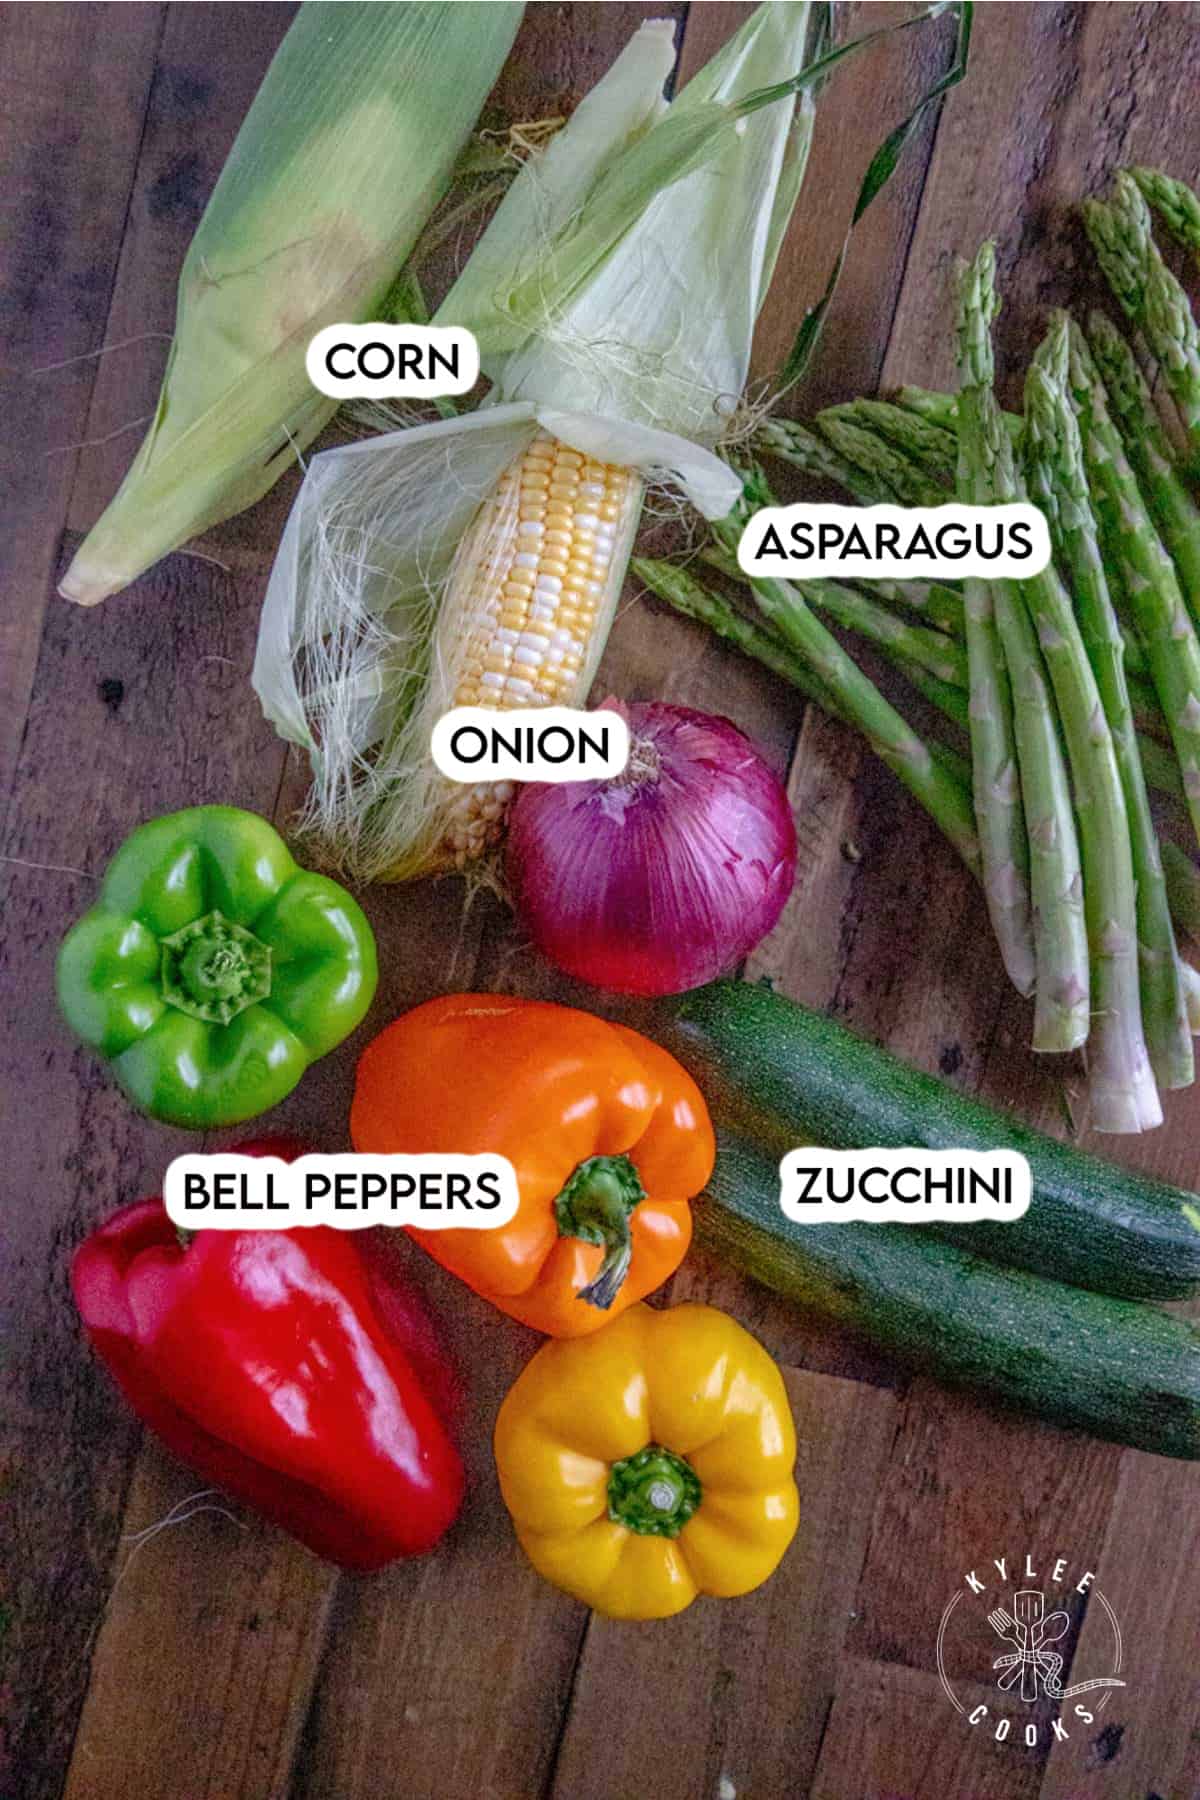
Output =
[
  {"x1": 61, "y1": 2, "x2": 525, "y2": 604},
  {"x1": 438, "y1": 434, "x2": 641, "y2": 866}
]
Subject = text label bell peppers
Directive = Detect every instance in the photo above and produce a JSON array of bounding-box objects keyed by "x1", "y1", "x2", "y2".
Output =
[
  {"x1": 350, "y1": 995, "x2": 716, "y2": 1335},
  {"x1": 72, "y1": 1140, "x2": 464, "y2": 1570},
  {"x1": 57, "y1": 805, "x2": 377, "y2": 1128},
  {"x1": 494, "y1": 1302, "x2": 799, "y2": 1619}
]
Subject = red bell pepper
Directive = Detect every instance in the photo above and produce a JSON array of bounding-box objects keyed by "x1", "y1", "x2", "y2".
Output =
[{"x1": 71, "y1": 1138, "x2": 464, "y2": 1571}]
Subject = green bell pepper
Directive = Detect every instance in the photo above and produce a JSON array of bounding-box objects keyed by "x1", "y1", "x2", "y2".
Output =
[{"x1": 57, "y1": 806, "x2": 377, "y2": 1128}]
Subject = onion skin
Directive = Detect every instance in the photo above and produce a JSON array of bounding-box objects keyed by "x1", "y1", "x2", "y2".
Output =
[{"x1": 507, "y1": 701, "x2": 797, "y2": 996}]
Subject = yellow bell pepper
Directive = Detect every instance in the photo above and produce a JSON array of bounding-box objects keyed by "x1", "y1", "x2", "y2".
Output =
[{"x1": 493, "y1": 1302, "x2": 798, "y2": 1620}]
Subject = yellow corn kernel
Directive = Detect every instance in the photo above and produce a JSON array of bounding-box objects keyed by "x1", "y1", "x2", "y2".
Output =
[{"x1": 440, "y1": 433, "x2": 640, "y2": 865}]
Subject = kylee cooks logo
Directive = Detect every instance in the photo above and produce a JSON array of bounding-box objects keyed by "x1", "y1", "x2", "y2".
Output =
[{"x1": 936, "y1": 1552, "x2": 1126, "y2": 1749}]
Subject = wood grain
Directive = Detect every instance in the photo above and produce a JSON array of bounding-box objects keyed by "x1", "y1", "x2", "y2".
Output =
[
  {"x1": 0, "y1": 2, "x2": 165, "y2": 801},
  {"x1": 5, "y1": 6, "x2": 1200, "y2": 1800},
  {"x1": 62, "y1": 1449, "x2": 337, "y2": 1800},
  {"x1": 810, "y1": 1658, "x2": 1045, "y2": 1800}
]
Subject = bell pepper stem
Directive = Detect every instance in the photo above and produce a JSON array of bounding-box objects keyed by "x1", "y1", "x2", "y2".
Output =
[
  {"x1": 554, "y1": 1153, "x2": 646, "y2": 1310},
  {"x1": 160, "y1": 909, "x2": 272, "y2": 1025},
  {"x1": 607, "y1": 1444, "x2": 702, "y2": 1537}
]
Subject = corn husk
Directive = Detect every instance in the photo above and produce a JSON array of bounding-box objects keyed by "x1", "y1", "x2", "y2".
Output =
[
  {"x1": 60, "y1": 1, "x2": 524, "y2": 606},
  {"x1": 253, "y1": 1, "x2": 820, "y2": 882},
  {"x1": 253, "y1": 402, "x2": 735, "y2": 880},
  {"x1": 436, "y1": 2, "x2": 815, "y2": 441}
]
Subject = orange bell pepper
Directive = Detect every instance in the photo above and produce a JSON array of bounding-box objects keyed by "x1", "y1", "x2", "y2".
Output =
[{"x1": 350, "y1": 994, "x2": 714, "y2": 1335}]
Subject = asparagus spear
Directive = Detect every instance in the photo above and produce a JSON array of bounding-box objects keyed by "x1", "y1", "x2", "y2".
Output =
[
  {"x1": 1160, "y1": 848, "x2": 1200, "y2": 1030},
  {"x1": 876, "y1": 576, "x2": 1158, "y2": 698},
  {"x1": 713, "y1": 476, "x2": 983, "y2": 876},
  {"x1": 960, "y1": 298, "x2": 1156, "y2": 1127},
  {"x1": 894, "y1": 384, "x2": 956, "y2": 430},
  {"x1": 634, "y1": 557, "x2": 972, "y2": 788},
  {"x1": 1066, "y1": 320, "x2": 1200, "y2": 848},
  {"x1": 1129, "y1": 167, "x2": 1200, "y2": 264},
  {"x1": 640, "y1": 554, "x2": 1198, "y2": 1013},
  {"x1": 818, "y1": 400, "x2": 957, "y2": 486},
  {"x1": 1086, "y1": 309, "x2": 1200, "y2": 631},
  {"x1": 953, "y1": 248, "x2": 1037, "y2": 1002},
  {"x1": 809, "y1": 410, "x2": 1165, "y2": 699},
  {"x1": 634, "y1": 556, "x2": 836, "y2": 715},
  {"x1": 1083, "y1": 172, "x2": 1200, "y2": 478},
  {"x1": 894, "y1": 385, "x2": 1023, "y2": 440},
  {"x1": 1025, "y1": 320, "x2": 1193, "y2": 1089},
  {"x1": 712, "y1": 429, "x2": 967, "y2": 635},
  {"x1": 700, "y1": 545, "x2": 966, "y2": 687},
  {"x1": 1139, "y1": 732, "x2": 1187, "y2": 802},
  {"x1": 866, "y1": 577, "x2": 963, "y2": 636},
  {"x1": 892, "y1": 388, "x2": 1154, "y2": 685},
  {"x1": 704, "y1": 438, "x2": 1177, "y2": 784},
  {"x1": 755, "y1": 417, "x2": 898, "y2": 505},
  {"x1": 700, "y1": 549, "x2": 974, "y2": 736},
  {"x1": 1182, "y1": 959, "x2": 1200, "y2": 1036},
  {"x1": 816, "y1": 413, "x2": 948, "y2": 507},
  {"x1": 957, "y1": 250, "x2": 1089, "y2": 1050}
]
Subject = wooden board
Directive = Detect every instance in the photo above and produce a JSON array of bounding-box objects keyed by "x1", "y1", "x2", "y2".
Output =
[{"x1": 4, "y1": 6, "x2": 1200, "y2": 1797}]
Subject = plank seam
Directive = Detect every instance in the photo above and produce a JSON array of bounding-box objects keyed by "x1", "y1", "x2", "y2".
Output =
[
  {"x1": 56, "y1": 3, "x2": 170, "y2": 573},
  {"x1": 538, "y1": 1609, "x2": 598, "y2": 1800},
  {"x1": 871, "y1": 12, "x2": 960, "y2": 396}
]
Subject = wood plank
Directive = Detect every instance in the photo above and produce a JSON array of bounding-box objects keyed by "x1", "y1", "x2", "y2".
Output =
[
  {"x1": 62, "y1": 1449, "x2": 336, "y2": 1800},
  {"x1": 0, "y1": 557, "x2": 292, "y2": 1799},
  {"x1": 810, "y1": 1658, "x2": 1045, "y2": 1800},
  {"x1": 0, "y1": 2, "x2": 164, "y2": 805},
  {"x1": 547, "y1": 1371, "x2": 899, "y2": 1800},
  {"x1": 844, "y1": 1381, "x2": 1124, "y2": 1678},
  {"x1": 1038, "y1": 1453, "x2": 1200, "y2": 1799},
  {"x1": 752, "y1": 1, "x2": 966, "y2": 410}
]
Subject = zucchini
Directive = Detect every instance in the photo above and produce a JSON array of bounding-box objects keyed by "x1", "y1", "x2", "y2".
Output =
[
  {"x1": 657, "y1": 980, "x2": 1200, "y2": 1300},
  {"x1": 702, "y1": 1133, "x2": 1200, "y2": 1459}
]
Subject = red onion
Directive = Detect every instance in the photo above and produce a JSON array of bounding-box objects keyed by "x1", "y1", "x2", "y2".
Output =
[{"x1": 506, "y1": 700, "x2": 797, "y2": 996}]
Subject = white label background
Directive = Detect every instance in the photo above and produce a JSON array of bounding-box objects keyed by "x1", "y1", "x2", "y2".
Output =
[
  {"x1": 431, "y1": 706, "x2": 630, "y2": 783},
  {"x1": 779, "y1": 1147, "x2": 1032, "y2": 1223},
  {"x1": 164, "y1": 1152, "x2": 519, "y2": 1230},
  {"x1": 738, "y1": 503, "x2": 1051, "y2": 580}
]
